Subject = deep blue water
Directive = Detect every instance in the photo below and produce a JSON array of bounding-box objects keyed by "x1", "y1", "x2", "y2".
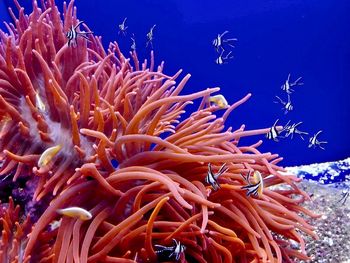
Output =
[{"x1": 1, "y1": 0, "x2": 349, "y2": 167}]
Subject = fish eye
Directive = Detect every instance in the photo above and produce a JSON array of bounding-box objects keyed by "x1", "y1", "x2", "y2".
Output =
[{"x1": 84, "y1": 214, "x2": 91, "y2": 220}]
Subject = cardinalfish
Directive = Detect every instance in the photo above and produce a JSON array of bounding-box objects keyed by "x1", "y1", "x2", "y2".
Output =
[
  {"x1": 130, "y1": 33, "x2": 136, "y2": 51},
  {"x1": 308, "y1": 130, "x2": 327, "y2": 150},
  {"x1": 155, "y1": 239, "x2": 186, "y2": 261},
  {"x1": 205, "y1": 163, "x2": 229, "y2": 191},
  {"x1": 339, "y1": 187, "x2": 349, "y2": 205},
  {"x1": 118, "y1": 17, "x2": 128, "y2": 36},
  {"x1": 274, "y1": 94, "x2": 293, "y2": 114},
  {"x1": 66, "y1": 21, "x2": 93, "y2": 47},
  {"x1": 215, "y1": 50, "x2": 233, "y2": 65},
  {"x1": 37, "y1": 145, "x2": 62, "y2": 168},
  {"x1": 281, "y1": 73, "x2": 303, "y2": 94},
  {"x1": 146, "y1": 24, "x2": 156, "y2": 48},
  {"x1": 241, "y1": 170, "x2": 264, "y2": 197},
  {"x1": 284, "y1": 121, "x2": 308, "y2": 140},
  {"x1": 266, "y1": 119, "x2": 286, "y2": 142},
  {"x1": 208, "y1": 94, "x2": 229, "y2": 109},
  {"x1": 212, "y1": 30, "x2": 237, "y2": 53},
  {"x1": 57, "y1": 207, "x2": 92, "y2": 221}
]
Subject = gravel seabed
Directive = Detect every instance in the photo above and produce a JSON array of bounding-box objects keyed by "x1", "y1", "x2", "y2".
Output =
[{"x1": 298, "y1": 180, "x2": 350, "y2": 263}]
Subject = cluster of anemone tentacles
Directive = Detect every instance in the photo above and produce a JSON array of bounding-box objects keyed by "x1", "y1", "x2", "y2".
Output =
[{"x1": 0, "y1": 0, "x2": 319, "y2": 262}]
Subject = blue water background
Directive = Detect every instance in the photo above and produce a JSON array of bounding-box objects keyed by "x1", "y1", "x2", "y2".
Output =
[{"x1": 1, "y1": 0, "x2": 349, "y2": 167}]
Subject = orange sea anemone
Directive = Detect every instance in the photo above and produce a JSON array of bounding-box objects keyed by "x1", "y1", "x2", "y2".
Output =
[{"x1": 0, "y1": 0, "x2": 318, "y2": 262}]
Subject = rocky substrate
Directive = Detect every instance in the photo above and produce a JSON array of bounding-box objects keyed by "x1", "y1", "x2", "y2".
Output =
[{"x1": 298, "y1": 181, "x2": 350, "y2": 263}]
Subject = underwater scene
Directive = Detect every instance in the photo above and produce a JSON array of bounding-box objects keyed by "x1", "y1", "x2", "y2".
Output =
[{"x1": 0, "y1": 0, "x2": 349, "y2": 262}]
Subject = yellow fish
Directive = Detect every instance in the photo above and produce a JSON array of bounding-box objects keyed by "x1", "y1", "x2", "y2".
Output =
[
  {"x1": 57, "y1": 207, "x2": 92, "y2": 220},
  {"x1": 37, "y1": 145, "x2": 62, "y2": 168},
  {"x1": 209, "y1": 94, "x2": 229, "y2": 109},
  {"x1": 35, "y1": 92, "x2": 46, "y2": 112},
  {"x1": 0, "y1": 113, "x2": 12, "y2": 137}
]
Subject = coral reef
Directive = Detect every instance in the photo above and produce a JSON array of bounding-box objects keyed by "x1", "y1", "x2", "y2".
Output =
[{"x1": 0, "y1": 0, "x2": 318, "y2": 262}]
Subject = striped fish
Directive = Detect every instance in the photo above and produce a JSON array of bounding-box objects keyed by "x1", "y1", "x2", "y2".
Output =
[
  {"x1": 241, "y1": 170, "x2": 264, "y2": 197},
  {"x1": 266, "y1": 119, "x2": 286, "y2": 142},
  {"x1": 274, "y1": 94, "x2": 293, "y2": 114},
  {"x1": 155, "y1": 239, "x2": 186, "y2": 261},
  {"x1": 205, "y1": 163, "x2": 228, "y2": 191},
  {"x1": 215, "y1": 50, "x2": 233, "y2": 65},
  {"x1": 118, "y1": 17, "x2": 128, "y2": 36},
  {"x1": 66, "y1": 21, "x2": 93, "y2": 47},
  {"x1": 281, "y1": 73, "x2": 303, "y2": 94},
  {"x1": 212, "y1": 30, "x2": 237, "y2": 53},
  {"x1": 284, "y1": 121, "x2": 308, "y2": 140},
  {"x1": 308, "y1": 130, "x2": 327, "y2": 150}
]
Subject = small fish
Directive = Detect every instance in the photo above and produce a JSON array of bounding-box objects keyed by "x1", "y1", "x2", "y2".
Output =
[
  {"x1": 281, "y1": 73, "x2": 303, "y2": 94},
  {"x1": 130, "y1": 33, "x2": 136, "y2": 51},
  {"x1": 35, "y1": 92, "x2": 46, "y2": 112},
  {"x1": 274, "y1": 94, "x2": 293, "y2": 114},
  {"x1": 57, "y1": 207, "x2": 92, "y2": 220},
  {"x1": 0, "y1": 113, "x2": 12, "y2": 122},
  {"x1": 212, "y1": 30, "x2": 237, "y2": 53},
  {"x1": 49, "y1": 219, "x2": 61, "y2": 231},
  {"x1": 37, "y1": 145, "x2": 62, "y2": 168},
  {"x1": 0, "y1": 113, "x2": 12, "y2": 137},
  {"x1": 155, "y1": 239, "x2": 186, "y2": 261},
  {"x1": 241, "y1": 170, "x2": 264, "y2": 197},
  {"x1": 339, "y1": 187, "x2": 349, "y2": 205},
  {"x1": 215, "y1": 50, "x2": 233, "y2": 65},
  {"x1": 66, "y1": 21, "x2": 93, "y2": 47},
  {"x1": 209, "y1": 94, "x2": 229, "y2": 109},
  {"x1": 266, "y1": 119, "x2": 285, "y2": 142},
  {"x1": 284, "y1": 121, "x2": 308, "y2": 140},
  {"x1": 118, "y1": 17, "x2": 128, "y2": 36},
  {"x1": 146, "y1": 24, "x2": 156, "y2": 48},
  {"x1": 205, "y1": 163, "x2": 228, "y2": 191},
  {"x1": 308, "y1": 130, "x2": 327, "y2": 150}
]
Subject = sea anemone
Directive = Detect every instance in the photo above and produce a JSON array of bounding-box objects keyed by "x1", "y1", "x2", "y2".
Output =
[{"x1": 0, "y1": 0, "x2": 318, "y2": 262}]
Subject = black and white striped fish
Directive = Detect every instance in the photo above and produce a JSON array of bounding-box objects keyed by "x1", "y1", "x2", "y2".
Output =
[
  {"x1": 66, "y1": 21, "x2": 93, "y2": 47},
  {"x1": 281, "y1": 73, "x2": 303, "y2": 94},
  {"x1": 118, "y1": 17, "x2": 128, "y2": 36},
  {"x1": 146, "y1": 24, "x2": 156, "y2": 48},
  {"x1": 130, "y1": 33, "x2": 136, "y2": 51},
  {"x1": 274, "y1": 94, "x2": 293, "y2": 114},
  {"x1": 284, "y1": 121, "x2": 308, "y2": 140},
  {"x1": 339, "y1": 187, "x2": 349, "y2": 205},
  {"x1": 205, "y1": 163, "x2": 228, "y2": 191},
  {"x1": 212, "y1": 30, "x2": 237, "y2": 53},
  {"x1": 266, "y1": 119, "x2": 285, "y2": 142},
  {"x1": 308, "y1": 130, "x2": 327, "y2": 150},
  {"x1": 215, "y1": 50, "x2": 233, "y2": 65},
  {"x1": 241, "y1": 170, "x2": 264, "y2": 197},
  {"x1": 155, "y1": 239, "x2": 186, "y2": 261}
]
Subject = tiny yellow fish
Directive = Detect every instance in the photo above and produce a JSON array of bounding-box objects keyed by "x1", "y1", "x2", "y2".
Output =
[
  {"x1": 209, "y1": 94, "x2": 229, "y2": 109},
  {"x1": 35, "y1": 92, "x2": 46, "y2": 112},
  {"x1": 0, "y1": 113, "x2": 12, "y2": 137},
  {"x1": 57, "y1": 207, "x2": 92, "y2": 220},
  {"x1": 49, "y1": 219, "x2": 61, "y2": 231},
  {"x1": 37, "y1": 145, "x2": 62, "y2": 168},
  {"x1": 241, "y1": 170, "x2": 264, "y2": 197}
]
